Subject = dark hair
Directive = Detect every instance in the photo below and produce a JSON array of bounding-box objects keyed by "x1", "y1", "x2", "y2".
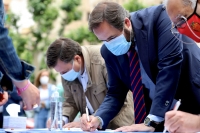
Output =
[
  {"x1": 88, "y1": 1, "x2": 130, "y2": 32},
  {"x1": 46, "y1": 37, "x2": 82, "y2": 68}
]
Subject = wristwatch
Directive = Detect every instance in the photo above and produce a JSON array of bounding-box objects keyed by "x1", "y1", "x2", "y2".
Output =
[{"x1": 144, "y1": 117, "x2": 160, "y2": 128}]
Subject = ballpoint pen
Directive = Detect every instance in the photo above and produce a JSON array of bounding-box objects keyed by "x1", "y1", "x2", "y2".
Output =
[
  {"x1": 163, "y1": 99, "x2": 181, "y2": 133},
  {"x1": 86, "y1": 106, "x2": 90, "y2": 122},
  {"x1": 86, "y1": 107, "x2": 98, "y2": 131}
]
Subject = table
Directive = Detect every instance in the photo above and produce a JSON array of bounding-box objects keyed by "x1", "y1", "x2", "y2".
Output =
[{"x1": 0, "y1": 129, "x2": 163, "y2": 133}]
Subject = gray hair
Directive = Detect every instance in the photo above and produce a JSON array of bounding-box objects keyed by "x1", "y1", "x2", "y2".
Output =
[{"x1": 163, "y1": 0, "x2": 197, "y2": 9}]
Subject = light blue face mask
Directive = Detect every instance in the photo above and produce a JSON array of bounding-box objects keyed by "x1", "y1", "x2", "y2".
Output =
[
  {"x1": 61, "y1": 60, "x2": 81, "y2": 81},
  {"x1": 104, "y1": 34, "x2": 131, "y2": 56}
]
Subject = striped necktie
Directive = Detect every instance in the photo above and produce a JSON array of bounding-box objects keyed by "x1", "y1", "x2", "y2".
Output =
[{"x1": 128, "y1": 47, "x2": 146, "y2": 124}]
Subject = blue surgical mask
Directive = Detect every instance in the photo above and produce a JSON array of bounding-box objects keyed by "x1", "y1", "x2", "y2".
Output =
[
  {"x1": 104, "y1": 34, "x2": 131, "y2": 56},
  {"x1": 61, "y1": 61, "x2": 81, "y2": 81}
]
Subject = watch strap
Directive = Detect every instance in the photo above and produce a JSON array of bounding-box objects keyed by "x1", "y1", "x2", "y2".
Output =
[{"x1": 149, "y1": 120, "x2": 159, "y2": 128}]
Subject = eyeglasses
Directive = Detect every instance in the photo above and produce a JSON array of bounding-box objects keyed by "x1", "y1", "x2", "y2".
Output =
[
  {"x1": 170, "y1": 16, "x2": 195, "y2": 44},
  {"x1": 174, "y1": 16, "x2": 187, "y2": 28},
  {"x1": 171, "y1": 16, "x2": 187, "y2": 34}
]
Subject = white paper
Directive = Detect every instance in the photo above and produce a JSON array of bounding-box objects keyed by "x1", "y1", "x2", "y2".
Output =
[{"x1": 6, "y1": 104, "x2": 20, "y2": 117}]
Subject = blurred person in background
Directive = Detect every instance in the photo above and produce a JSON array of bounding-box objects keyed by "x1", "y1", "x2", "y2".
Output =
[{"x1": 33, "y1": 69, "x2": 56, "y2": 128}]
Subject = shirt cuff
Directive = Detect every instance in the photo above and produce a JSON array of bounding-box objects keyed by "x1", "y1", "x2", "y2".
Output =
[
  {"x1": 62, "y1": 116, "x2": 69, "y2": 125},
  {"x1": 147, "y1": 114, "x2": 164, "y2": 122},
  {"x1": 96, "y1": 116, "x2": 104, "y2": 128}
]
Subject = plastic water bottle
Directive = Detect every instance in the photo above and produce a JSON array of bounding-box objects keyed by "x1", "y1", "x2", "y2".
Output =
[{"x1": 50, "y1": 88, "x2": 63, "y2": 131}]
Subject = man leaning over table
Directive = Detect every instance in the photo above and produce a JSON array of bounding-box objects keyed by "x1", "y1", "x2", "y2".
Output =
[
  {"x1": 80, "y1": 1, "x2": 200, "y2": 132},
  {"x1": 46, "y1": 37, "x2": 134, "y2": 129},
  {"x1": 163, "y1": 0, "x2": 200, "y2": 132}
]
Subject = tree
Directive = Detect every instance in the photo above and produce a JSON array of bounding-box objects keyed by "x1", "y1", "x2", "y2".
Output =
[
  {"x1": 65, "y1": 0, "x2": 146, "y2": 46},
  {"x1": 6, "y1": 0, "x2": 59, "y2": 82},
  {"x1": 65, "y1": 26, "x2": 100, "y2": 45},
  {"x1": 27, "y1": 0, "x2": 59, "y2": 72},
  {"x1": 59, "y1": 0, "x2": 82, "y2": 36},
  {"x1": 123, "y1": 0, "x2": 146, "y2": 12}
]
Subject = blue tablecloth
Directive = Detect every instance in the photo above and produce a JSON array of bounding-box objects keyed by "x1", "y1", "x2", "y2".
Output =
[{"x1": 0, "y1": 129, "x2": 164, "y2": 133}]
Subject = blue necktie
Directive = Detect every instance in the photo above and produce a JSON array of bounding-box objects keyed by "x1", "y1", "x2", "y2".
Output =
[{"x1": 128, "y1": 47, "x2": 146, "y2": 124}]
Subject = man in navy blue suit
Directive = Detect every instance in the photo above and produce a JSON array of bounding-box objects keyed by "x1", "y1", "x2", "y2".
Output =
[
  {"x1": 80, "y1": 1, "x2": 200, "y2": 132},
  {"x1": 163, "y1": 0, "x2": 200, "y2": 132}
]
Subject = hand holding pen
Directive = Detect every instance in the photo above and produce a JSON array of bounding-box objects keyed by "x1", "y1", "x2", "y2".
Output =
[
  {"x1": 84, "y1": 107, "x2": 99, "y2": 131},
  {"x1": 163, "y1": 99, "x2": 181, "y2": 133}
]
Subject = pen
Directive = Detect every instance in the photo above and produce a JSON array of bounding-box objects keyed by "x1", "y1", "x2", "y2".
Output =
[
  {"x1": 86, "y1": 106, "x2": 90, "y2": 122},
  {"x1": 163, "y1": 99, "x2": 181, "y2": 133}
]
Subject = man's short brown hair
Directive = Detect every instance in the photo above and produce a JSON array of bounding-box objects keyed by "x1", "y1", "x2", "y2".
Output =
[
  {"x1": 88, "y1": 1, "x2": 130, "y2": 32},
  {"x1": 46, "y1": 37, "x2": 82, "y2": 68}
]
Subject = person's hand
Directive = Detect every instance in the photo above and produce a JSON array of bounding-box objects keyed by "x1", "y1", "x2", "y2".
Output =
[
  {"x1": 165, "y1": 110, "x2": 200, "y2": 133},
  {"x1": 80, "y1": 114, "x2": 100, "y2": 131},
  {"x1": 13, "y1": 80, "x2": 40, "y2": 110},
  {"x1": 63, "y1": 121, "x2": 80, "y2": 128},
  {"x1": 115, "y1": 123, "x2": 155, "y2": 132},
  {"x1": 46, "y1": 117, "x2": 65, "y2": 129},
  {"x1": 0, "y1": 91, "x2": 8, "y2": 106},
  {"x1": 21, "y1": 82, "x2": 40, "y2": 110}
]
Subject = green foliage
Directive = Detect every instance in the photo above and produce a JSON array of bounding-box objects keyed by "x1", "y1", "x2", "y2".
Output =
[
  {"x1": 59, "y1": 0, "x2": 82, "y2": 35},
  {"x1": 28, "y1": 0, "x2": 52, "y2": 18},
  {"x1": 5, "y1": 12, "x2": 19, "y2": 29},
  {"x1": 123, "y1": 0, "x2": 146, "y2": 12},
  {"x1": 65, "y1": 11, "x2": 82, "y2": 24},
  {"x1": 9, "y1": 32, "x2": 28, "y2": 57},
  {"x1": 65, "y1": 26, "x2": 100, "y2": 45},
  {"x1": 6, "y1": 12, "x2": 31, "y2": 63},
  {"x1": 61, "y1": 0, "x2": 80, "y2": 11},
  {"x1": 28, "y1": 0, "x2": 59, "y2": 33},
  {"x1": 27, "y1": 0, "x2": 59, "y2": 59}
]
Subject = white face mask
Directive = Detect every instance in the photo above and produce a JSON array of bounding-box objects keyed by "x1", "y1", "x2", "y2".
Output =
[
  {"x1": 40, "y1": 76, "x2": 49, "y2": 85},
  {"x1": 61, "y1": 60, "x2": 81, "y2": 81},
  {"x1": 104, "y1": 29, "x2": 132, "y2": 56}
]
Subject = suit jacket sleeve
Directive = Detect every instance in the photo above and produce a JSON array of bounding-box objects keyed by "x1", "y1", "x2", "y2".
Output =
[
  {"x1": 95, "y1": 45, "x2": 130, "y2": 129},
  {"x1": 140, "y1": 6, "x2": 183, "y2": 117}
]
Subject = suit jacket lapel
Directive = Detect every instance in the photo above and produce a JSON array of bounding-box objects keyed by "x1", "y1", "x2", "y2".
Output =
[{"x1": 134, "y1": 26, "x2": 153, "y2": 80}]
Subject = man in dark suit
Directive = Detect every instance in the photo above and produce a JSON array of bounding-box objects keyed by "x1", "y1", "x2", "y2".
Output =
[
  {"x1": 80, "y1": 1, "x2": 200, "y2": 132},
  {"x1": 163, "y1": 0, "x2": 200, "y2": 132}
]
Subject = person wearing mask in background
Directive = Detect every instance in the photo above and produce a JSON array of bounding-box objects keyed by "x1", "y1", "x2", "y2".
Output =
[
  {"x1": 163, "y1": 0, "x2": 200, "y2": 42},
  {"x1": 163, "y1": 0, "x2": 200, "y2": 132},
  {"x1": 0, "y1": 0, "x2": 39, "y2": 109},
  {"x1": 80, "y1": 1, "x2": 200, "y2": 132},
  {"x1": 33, "y1": 69, "x2": 56, "y2": 128},
  {"x1": 45, "y1": 37, "x2": 134, "y2": 129}
]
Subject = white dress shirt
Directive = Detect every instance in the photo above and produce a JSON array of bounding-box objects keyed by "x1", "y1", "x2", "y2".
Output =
[{"x1": 63, "y1": 67, "x2": 94, "y2": 124}]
